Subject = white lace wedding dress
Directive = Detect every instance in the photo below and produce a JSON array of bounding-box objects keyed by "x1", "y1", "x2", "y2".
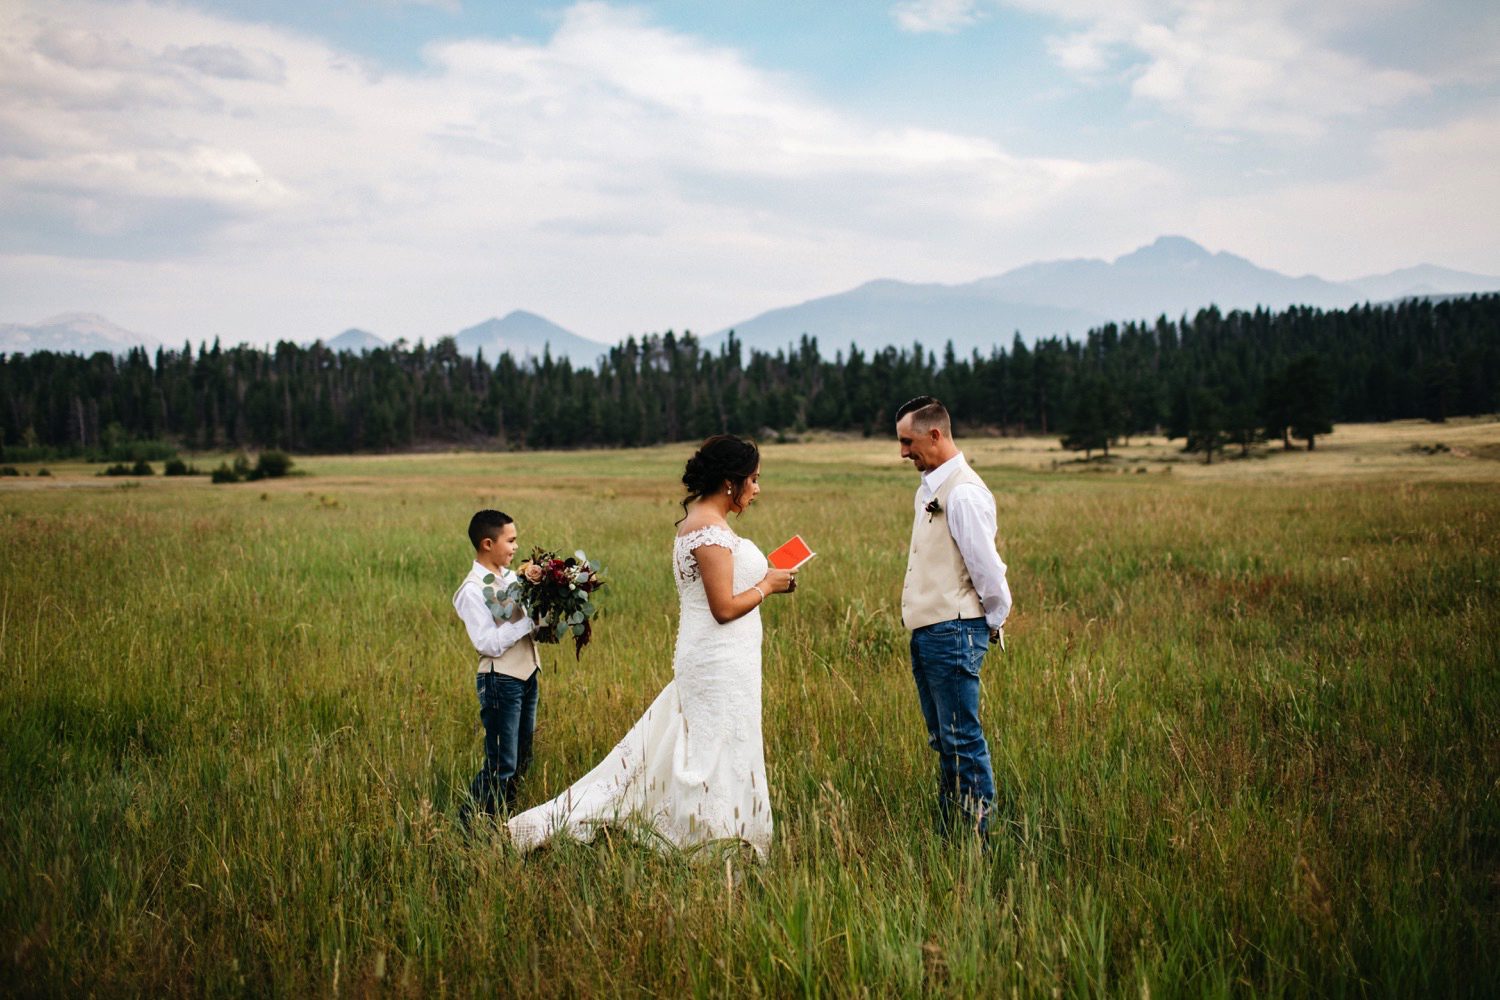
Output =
[{"x1": 507, "y1": 525, "x2": 773, "y2": 859}]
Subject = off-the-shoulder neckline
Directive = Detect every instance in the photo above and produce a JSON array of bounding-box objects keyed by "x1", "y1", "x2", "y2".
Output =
[{"x1": 674, "y1": 523, "x2": 738, "y2": 541}]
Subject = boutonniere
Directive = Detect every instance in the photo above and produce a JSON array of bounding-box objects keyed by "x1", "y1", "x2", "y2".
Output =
[{"x1": 924, "y1": 498, "x2": 942, "y2": 522}]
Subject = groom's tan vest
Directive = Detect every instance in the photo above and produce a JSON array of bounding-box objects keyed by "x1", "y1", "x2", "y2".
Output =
[
  {"x1": 901, "y1": 462, "x2": 988, "y2": 630},
  {"x1": 458, "y1": 567, "x2": 541, "y2": 681}
]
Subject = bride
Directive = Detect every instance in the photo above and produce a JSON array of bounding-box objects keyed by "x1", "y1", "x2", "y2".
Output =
[{"x1": 508, "y1": 435, "x2": 798, "y2": 858}]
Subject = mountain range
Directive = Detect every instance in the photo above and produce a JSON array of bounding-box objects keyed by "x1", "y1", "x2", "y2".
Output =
[
  {"x1": 324, "y1": 313, "x2": 610, "y2": 365},
  {"x1": 5, "y1": 237, "x2": 1497, "y2": 362},
  {"x1": 701, "y1": 236, "x2": 1500, "y2": 357}
]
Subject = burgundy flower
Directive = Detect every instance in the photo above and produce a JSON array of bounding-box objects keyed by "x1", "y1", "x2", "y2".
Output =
[{"x1": 512, "y1": 545, "x2": 609, "y2": 659}]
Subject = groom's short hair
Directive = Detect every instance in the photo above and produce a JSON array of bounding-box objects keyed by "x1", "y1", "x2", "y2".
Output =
[
  {"x1": 896, "y1": 395, "x2": 951, "y2": 437},
  {"x1": 468, "y1": 509, "x2": 513, "y2": 550}
]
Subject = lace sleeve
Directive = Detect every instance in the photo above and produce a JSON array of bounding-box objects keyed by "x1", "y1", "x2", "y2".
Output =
[{"x1": 674, "y1": 525, "x2": 738, "y2": 582}]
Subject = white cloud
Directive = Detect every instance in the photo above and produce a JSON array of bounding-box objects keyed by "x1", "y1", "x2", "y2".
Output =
[
  {"x1": 1120, "y1": 3, "x2": 1429, "y2": 137},
  {"x1": 164, "y1": 43, "x2": 286, "y2": 83},
  {"x1": 0, "y1": 0, "x2": 1170, "y2": 343},
  {"x1": 891, "y1": 0, "x2": 985, "y2": 35},
  {"x1": 1197, "y1": 107, "x2": 1500, "y2": 277},
  {"x1": 1045, "y1": 27, "x2": 1112, "y2": 74},
  {"x1": 959, "y1": 0, "x2": 1437, "y2": 136}
]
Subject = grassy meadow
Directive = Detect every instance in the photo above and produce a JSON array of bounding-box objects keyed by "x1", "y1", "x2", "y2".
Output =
[{"x1": 2, "y1": 419, "x2": 1498, "y2": 996}]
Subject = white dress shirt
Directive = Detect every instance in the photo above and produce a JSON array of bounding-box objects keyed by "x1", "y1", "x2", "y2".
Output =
[
  {"x1": 453, "y1": 561, "x2": 533, "y2": 664},
  {"x1": 917, "y1": 453, "x2": 1012, "y2": 633}
]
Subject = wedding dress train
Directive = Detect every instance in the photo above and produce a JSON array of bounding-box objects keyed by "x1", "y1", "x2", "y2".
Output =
[{"x1": 507, "y1": 525, "x2": 773, "y2": 858}]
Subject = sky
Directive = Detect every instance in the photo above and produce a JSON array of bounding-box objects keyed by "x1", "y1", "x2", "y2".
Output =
[{"x1": 1, "y1": 0, "x2": 1497, "y2": 347}]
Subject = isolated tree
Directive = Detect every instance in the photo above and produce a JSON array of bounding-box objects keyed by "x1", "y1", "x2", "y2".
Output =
[
  {"x1": 1222, "y1": 376, "x2": 1261, "y2": 457},
  {"x1": 1061, "y1": 392, "x2": 1107, "y2": 459},
  {"x1": 1062, "y1": 375, "x2": 1122, "y2": 459},
  {"x1": 1261, "y1": 367, "x2": 1293, "y2": 449},
  {"x1": 1187, "y1": 387, "x2": 1228, "y2": 465},
  {"x1": 1284, "y1": 354, "x2": 1334, "y2": 450}
]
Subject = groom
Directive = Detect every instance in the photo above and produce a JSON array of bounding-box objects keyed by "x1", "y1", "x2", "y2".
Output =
[{"x1": 896, "y1": 396, "x2": 1012, "y2": 837}]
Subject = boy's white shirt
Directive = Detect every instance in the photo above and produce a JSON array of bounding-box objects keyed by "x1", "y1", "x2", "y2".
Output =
[{"x1": 453, "y1": 561, "x2": 532, "y2": 662}]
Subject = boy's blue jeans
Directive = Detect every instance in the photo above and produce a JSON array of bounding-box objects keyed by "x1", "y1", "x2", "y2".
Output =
[
  {"x1": 467, "y1": 671, "x2": 537, "y2": 819},
  {"x1": 910, "y1": 617, "x2": 995, "y2": 835}
]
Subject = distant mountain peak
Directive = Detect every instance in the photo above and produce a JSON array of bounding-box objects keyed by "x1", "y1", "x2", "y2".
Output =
[
  {"x1": 323, "y1": 328, "x2": 386, "y2": 352},
  {"x1": 1117, "y1": 235, "x2": 1212, "y2": 266},
  {"x1": 0, "y1": 312, "x2": 151, "y2": 355},
  {"x1": 36, "y1": 312, "x2": 143, "y2": 337},
  {"x1": 451, "y1": 310, "x2": 608, "y2": 366},
  {"x1": 460, "y1": 311, "x2": 569, "y2": 334},
  {"x1": 1346, "y1": 263, "x2": 1500, "y2": 302}
]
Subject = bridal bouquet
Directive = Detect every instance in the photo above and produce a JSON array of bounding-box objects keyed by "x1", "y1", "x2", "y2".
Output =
[{"x1": 485, "y1": 547, "x2": 607, "y2": 658}]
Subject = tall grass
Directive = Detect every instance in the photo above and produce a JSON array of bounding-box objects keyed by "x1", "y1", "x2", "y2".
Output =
[{"x1": 1, "y1": 439, "x2": 1496, "y2": 996}]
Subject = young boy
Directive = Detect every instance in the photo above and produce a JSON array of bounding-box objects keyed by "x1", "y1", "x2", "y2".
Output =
[{"x1": 453, "y1": 509, "x2": 540, "y2": 828}]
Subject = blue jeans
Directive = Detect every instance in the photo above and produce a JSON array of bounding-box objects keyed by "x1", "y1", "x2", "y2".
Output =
[
  {"x1": 911, "y1": 618, "x2": 995, "y2": 835},
  {"x1": 466, "y1": 671, "x2": 537, "y2": 820}
]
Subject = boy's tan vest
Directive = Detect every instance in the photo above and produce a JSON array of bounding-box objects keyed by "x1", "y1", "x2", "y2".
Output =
[
  {"x1": 458, "y1": 566, "x2": 541, "y2": 680},
  {"x1": 901, "y1": 463, "x2": 988, "y2": 630}
]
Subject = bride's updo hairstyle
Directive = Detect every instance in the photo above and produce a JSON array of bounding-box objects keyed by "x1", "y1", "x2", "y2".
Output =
[{"x1": 679, "y1": 434, "x2": 760, "y2": 523}]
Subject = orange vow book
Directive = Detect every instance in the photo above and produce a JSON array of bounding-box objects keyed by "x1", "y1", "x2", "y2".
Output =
[{"x1": 768, "y1": 535, "x2": 816, "y2": 571}]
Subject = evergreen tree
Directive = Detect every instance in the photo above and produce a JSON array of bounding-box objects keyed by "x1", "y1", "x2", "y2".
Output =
[
  {"x1": 1284, "y1": 354, "x2": 1335, "y2": 450},
  {"x1": 1186, "y1": 387, "x2": 1228, "y2": 464},
  {"x1": 1061, "y1": 374, "x2": 1119, "y2": 459},
  {"x1": 1261, "y1": 368, "x2": 1294, "y2": 450}
]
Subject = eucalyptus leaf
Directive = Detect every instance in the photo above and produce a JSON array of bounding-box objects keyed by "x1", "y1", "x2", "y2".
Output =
[
  {"x1": 572, "y1": 622, "x2": 586, "y2": 637},
  {"x1": 482, "y1": 573, "x2": 495, "y2": 585}
]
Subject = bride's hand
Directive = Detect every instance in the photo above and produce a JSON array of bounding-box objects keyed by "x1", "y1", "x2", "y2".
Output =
[{"x1": 760, "y1": 568, "x2": 797, "y2": 595}]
